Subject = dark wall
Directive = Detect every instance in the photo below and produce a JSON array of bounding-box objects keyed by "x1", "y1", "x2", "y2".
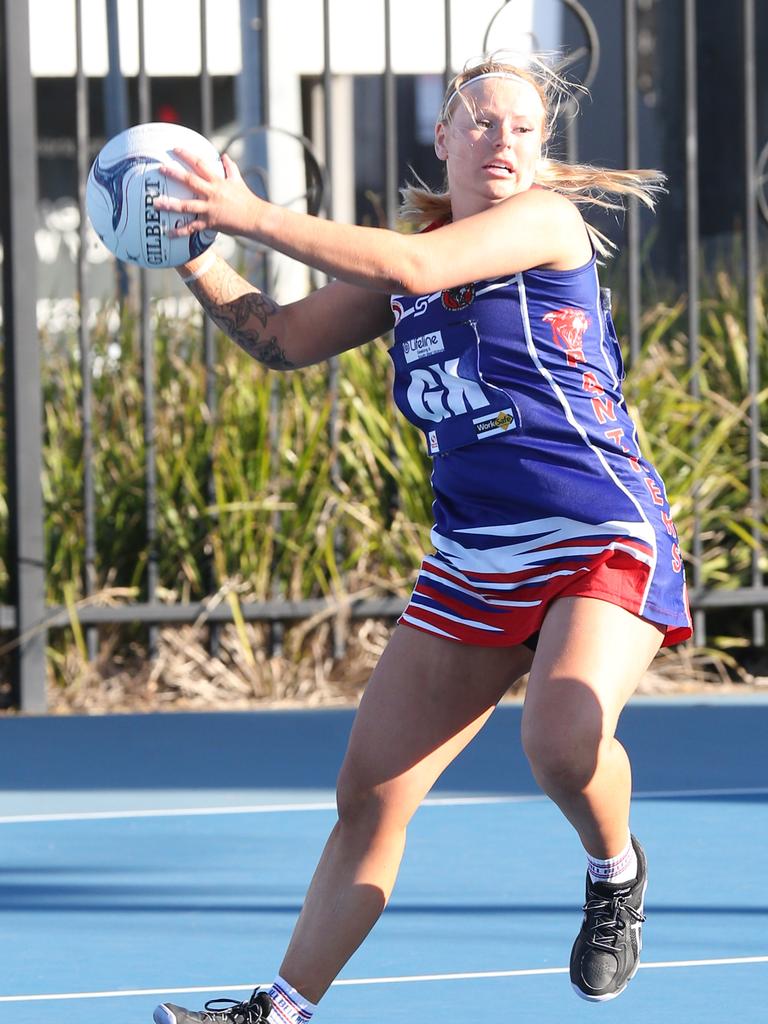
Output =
[
  {"x1": 36, "y1": 76, "x2": 236, "y2": 200},
  {"x1": 565, "y1": 0, "x2": 768, "y2": 280},
  {"x1": 37, "y1": 2, "x2": 768, "y2": 279}
]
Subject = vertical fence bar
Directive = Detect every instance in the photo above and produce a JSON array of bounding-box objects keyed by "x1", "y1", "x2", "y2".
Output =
[
  {"x1": 104, "y1": 0, "x2": 129, "y2": 300},
  {"x1": 743, "y1": 0, "x2": 765, "y2": 646},
  {"x1": 75, "y1": 0, "x2": 98, "y2": 661},
  {"x1": 443, "y1": 0, "x2": 453, "y2": 92},
  {"x1": 322, "y1": 1, "x2": 334, "y2": 238},
  {"x1": 684, "y1": 0, "x2": 705, "y2": 645},
  {"x1": 322, "y1": 0, "x2": 345, "y2": 658},
  {"x1": 104, "y1": 0, "x2": 128, "y2": 138},
  {"x1": 238, "y1": 0, "x2": 267, "y2": 287},
  {"x1": 264, "y1": 39, "x2": 275, "y2": 298},
  {"x1": 137, "y1": 0, "x2": 159, "y2": 656},
  {"x1": 383, "y1": 0, "x2": 397, "y2": 228},
  {"x1": 200, "y1": 0, "x2": 213, "y2": 140},
  {"x1": 564, "y1": 101, "x2": 579, "y2": 165},
  {"x1": 382, "y1": 0, "x2": 401, "y2": 522},
  {"x1": 199, "y1": 0, "x2": 221, "y2": 654},
  {"x1": 259, "y1": 0, "x2": 286, "y2": 658},
  {"x1": 623, "y1": 0, "x2": 641, "y2": 366},
  {"x1": 0, "y1": 0, "x2": 47, "y2": 709},
  {"x1": 200, "y1": 4, "x2": 215, "y2": 414}
]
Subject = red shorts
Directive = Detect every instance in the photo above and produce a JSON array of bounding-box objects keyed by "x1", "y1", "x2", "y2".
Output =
[{"x1": 399, "y1": 547, "x2": 692, "y2": 649}]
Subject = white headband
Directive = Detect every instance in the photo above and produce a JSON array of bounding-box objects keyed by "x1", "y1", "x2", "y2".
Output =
[
  {"x1": 443, "y1": 70, "x2": 539, "y2": 118},
  {"x1": 458, "y1": 71, "x2": 529, "y2": 89}
]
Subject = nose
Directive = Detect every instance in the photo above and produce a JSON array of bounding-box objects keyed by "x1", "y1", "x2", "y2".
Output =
[{"x1": 492, "y1": 119, "x2": 515, "y2": 149}]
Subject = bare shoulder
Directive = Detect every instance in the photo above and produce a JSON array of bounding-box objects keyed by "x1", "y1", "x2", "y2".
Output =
[
  {"x1": 502, "y1": 185, "x2": 582, "y2": 219},
  {"x1": 406, "y1": 186, "x2": 593, "y2": 290},
  {"x1": 500, "y1": 188, "x2": 592, "y2": 270}
]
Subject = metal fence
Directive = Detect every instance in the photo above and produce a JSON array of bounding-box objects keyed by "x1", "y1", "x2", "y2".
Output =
[{"x1": 1, "y1": 0, "x2": 766, "y2": 710}]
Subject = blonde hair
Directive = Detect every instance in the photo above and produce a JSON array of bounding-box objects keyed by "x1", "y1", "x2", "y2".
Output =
[{"x1": 399, "y1": 54, "x2": 666, "y2": 256}]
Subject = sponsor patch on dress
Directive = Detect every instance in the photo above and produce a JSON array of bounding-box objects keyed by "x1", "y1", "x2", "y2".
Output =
[
  {"x1": 428, "y1": 430, "x2": 440, "y2": 454},
  {"x1": 403, "y1": 330, "x2": 444, "y2": 364},
  {"x1": 473, "y1": 408, "x2": 518, "y2": 439}
]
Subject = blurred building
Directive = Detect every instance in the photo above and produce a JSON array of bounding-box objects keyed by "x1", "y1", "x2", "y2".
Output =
[
  {"x1": 28, "y1": 0, "x2": 768, "y2": 301},
  {"x1": 563, "y1": 0, "x2": 768, "y2": 278},
  {"x1": 29, "y1": 0, "x2": 562, "y2": 300}
]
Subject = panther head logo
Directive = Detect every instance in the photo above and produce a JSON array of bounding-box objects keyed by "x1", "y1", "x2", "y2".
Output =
[{"x1": 542, "y1": 307, "x2": 590, "y2": 366}]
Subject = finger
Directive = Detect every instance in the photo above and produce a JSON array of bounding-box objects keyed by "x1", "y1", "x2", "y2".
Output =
[
  {"x1": 171, "y1": 146, "x2": 220, "y2": 181},
  {"x1": 168, "y1": 218, "x2": 209, "y2": 238},
  {"x1": 153, "y1": 195, "x2": 209, "y2": 215},
  {"x1": 151, "y1": 194, "x2": 182, "y2": 212},
  {"x1": 158, "y1": 164, "x2": 213, "y2": 197},
  {"x1": 221, "y1": 153, "x2": 242, "y2": 181}
]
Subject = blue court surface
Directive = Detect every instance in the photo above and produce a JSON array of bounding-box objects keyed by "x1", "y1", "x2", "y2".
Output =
[{"x1": 1, "y1": 696, "x2": 767, "y2": 1024}]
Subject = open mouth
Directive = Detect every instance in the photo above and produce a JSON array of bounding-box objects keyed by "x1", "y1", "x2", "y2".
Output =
[{"x1": 484, "y1": 162, "x2": 515, "y2": 175}]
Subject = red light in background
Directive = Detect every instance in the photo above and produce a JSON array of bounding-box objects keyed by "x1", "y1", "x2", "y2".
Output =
[{"x1": 155, "y1": 104, "x2": 181, "y2": 124}]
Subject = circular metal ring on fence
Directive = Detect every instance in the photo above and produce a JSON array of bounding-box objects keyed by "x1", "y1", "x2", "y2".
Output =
[
  {"x1": 755, "y1": 138, "x2": 768, "y2": 225},
  {"x1": 222, "y1": 124, "x2": 330, "y2": 254},
  {"x1": 482, "y1": 0, "x2": 600, "y2": 90}
]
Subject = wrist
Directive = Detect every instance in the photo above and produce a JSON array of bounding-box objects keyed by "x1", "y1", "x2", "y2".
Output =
[
  {"x1": 248, "y1": 194, "x2": 280, "y2": 243},
  {"x1": 178, "y1": 250, "x2": 217, "y2": 284}
]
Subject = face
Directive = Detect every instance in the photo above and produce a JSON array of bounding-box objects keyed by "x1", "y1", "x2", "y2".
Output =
[{"x1": 434, "y1": 75, "x2": 546, "y2": 219}]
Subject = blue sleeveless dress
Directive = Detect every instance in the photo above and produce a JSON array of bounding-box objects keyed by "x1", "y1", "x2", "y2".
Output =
[{"x1": 388, "y1": 254, "x2": 692, "y2": 647}]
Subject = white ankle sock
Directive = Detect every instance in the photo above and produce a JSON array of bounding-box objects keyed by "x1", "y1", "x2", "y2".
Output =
[
  {"x1": 587, "y1": 835, "x2": 637, "y2": 885},
  {"x1": 267, "y1": 977, "x2": 317, "y2": 1024}
]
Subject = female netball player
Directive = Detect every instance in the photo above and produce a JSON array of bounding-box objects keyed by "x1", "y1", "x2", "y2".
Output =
[{"x1": 150, "y1": 54, "x2": 691, "y2": 1016}]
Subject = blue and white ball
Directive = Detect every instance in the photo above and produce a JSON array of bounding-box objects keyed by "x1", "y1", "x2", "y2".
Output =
[{"x1": 86, "y1": 122, "x2": 224, "y2": 269}]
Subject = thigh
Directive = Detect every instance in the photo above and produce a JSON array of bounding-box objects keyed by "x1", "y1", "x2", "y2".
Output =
[
  {"x1": 338, "y1": 625, "x2": 533, "y2": 825},
  {"x1": 523, "y1": 596, "x2": 664, "y2": 743}
]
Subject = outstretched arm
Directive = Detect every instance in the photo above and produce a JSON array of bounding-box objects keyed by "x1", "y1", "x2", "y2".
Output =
[
  {"x1": 156, "y1": 151, "x2": 592, "y2": 295},
  {"x1": 176, "y1": 252, "x2": 395, "y2": 370}
]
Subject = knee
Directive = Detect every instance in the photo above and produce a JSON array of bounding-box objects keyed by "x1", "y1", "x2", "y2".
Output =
[
  {"x1": 335, "y1": 779, "x2": 382, "y2": 833},
  {"x1": 335, "y1": 763, "x2": 399, "y2": 838},
  {"x1": 521, "y1": 715, "x2": 604, "y2": 793}
]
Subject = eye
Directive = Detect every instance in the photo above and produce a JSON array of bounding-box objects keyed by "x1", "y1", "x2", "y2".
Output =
[{"x1": 475, "y1": 118, "x2": 493, "y2": 129}]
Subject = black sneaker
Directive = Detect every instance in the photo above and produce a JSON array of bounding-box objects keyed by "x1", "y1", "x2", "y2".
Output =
[
  {"x1": 154, "y1": 990, "x2": 272, "y2": 1024},
  {"x1": 569, "y1": 835, "x2": 647, "y2": 1002}
]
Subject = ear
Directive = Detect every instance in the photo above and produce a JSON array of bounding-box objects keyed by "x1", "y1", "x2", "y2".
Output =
[
  {"x1": 540, "y1": 112, "x2": 550, "y2": 146},
  {"x1": 434, "y1": 120, "x2": 448, "y2": 161}
]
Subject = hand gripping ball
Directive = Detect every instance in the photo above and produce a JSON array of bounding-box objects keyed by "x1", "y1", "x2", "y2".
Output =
[{"x1": 86, "y1": 122, "x2": 224, "y2": 269}]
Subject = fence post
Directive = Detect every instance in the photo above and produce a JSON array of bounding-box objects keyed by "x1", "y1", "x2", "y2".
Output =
[{"x1": 0, "y1": 0, "x2": 48, "y2": 710}]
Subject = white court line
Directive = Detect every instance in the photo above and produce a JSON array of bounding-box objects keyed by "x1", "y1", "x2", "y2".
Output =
[
  {"x1": 1, "y1": 788, "x2": 768, "y2": 824},
  {"x1": 634, "y1": 787, "x2": 768, "y2": 800},
  {"x1": 0, "y1": 795, "x2": 543, "y2": 824},
  {"x1": 2, "y1": 957, "x2": 768, "y2": 1003}
]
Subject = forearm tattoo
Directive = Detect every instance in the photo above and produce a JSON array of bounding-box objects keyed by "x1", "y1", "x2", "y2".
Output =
[{"x1": 187, "y1": 268, "x2": 296, "y2": 370}]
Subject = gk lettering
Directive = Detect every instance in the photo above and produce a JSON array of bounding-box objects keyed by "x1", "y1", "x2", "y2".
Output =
[{"x1": 406, "y1": 359, "x2": 490, "y2": 421}]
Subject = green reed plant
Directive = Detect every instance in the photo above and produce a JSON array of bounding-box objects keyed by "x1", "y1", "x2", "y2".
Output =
[
  {"x1": 0, "y1": 269, "x2": 765, "y2": 661},
  {"x1": 22, "y1": 302, "x2": 436, "y2": 612},
  {"x1": 612, "y1": 286, "x2": 767, "y2": 595}
]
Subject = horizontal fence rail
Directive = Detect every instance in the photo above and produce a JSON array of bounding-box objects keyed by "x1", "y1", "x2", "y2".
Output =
[
  {"x1": 1, "y1": 0, "x2": 766, "y2": 709},
  {"x1": 4, "y1": 588, "x2": 768, "y2": 638}
]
